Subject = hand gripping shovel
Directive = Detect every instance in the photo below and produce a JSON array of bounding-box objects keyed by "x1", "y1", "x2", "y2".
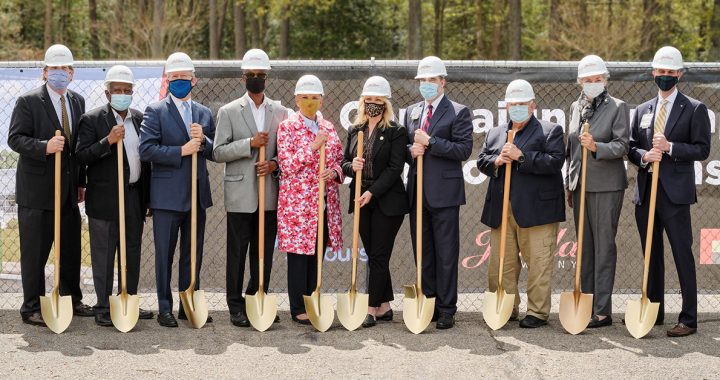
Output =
[
  {"x1": 304, "y1": 145, "x2": 335, "y2": 332},
  {"x1": 482, "y1": 130, "x2": 516, "y2": 331},
  {"x1": 625, "y1": 160, "x2": 661, "y2": 339},
  {"x1": 179, "y1": 152, "x2": 208, "y2": 328},
  {"x1": 40, "y1": 130, "x2": 73, "y2": 334},
  {"x1": 559, "y1": 122, "x2": 593, "y2": 335},
  {"x1": 403, "y1": 154, "x2": 435, "y2": 334},
  {"x1": 337, "y1": 131, "x2": 369, "y2": 331},
  {"x1": 246, "y1": 146, "x2": 278, "y2": 332},
  {"x1": 109, "y1": 138, "x2": 140, "y2": 333}
]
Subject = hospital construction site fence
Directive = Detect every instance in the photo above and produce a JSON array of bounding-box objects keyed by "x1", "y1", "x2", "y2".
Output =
[{"x1": 1, "y1": 60, "x2": 719, "y2": 313}]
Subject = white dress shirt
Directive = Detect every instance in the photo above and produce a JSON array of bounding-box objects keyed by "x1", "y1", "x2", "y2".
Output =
[
  {"x1": 46, "y1": 84, "x2": 73, "y2": 131},
  {"x1": 112, "y1": 109, "x2": 142, "y2": 183},
  {"x1": 246, "y1": 93, "x2": 267, "y2": 132},
  {"x1": 420, "y1": 93, "x2": 445, "y2": 130}
]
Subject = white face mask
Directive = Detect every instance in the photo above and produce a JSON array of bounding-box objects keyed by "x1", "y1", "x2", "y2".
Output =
[{"x1": 582, "y1": 82, "x2": 605, "y2": 99}]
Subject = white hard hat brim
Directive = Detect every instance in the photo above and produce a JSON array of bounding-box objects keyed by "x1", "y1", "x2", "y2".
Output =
[
  {"x1": 294, "y1": 90, "x2": 324, "y2": 95},
  {"x1": 103, "y1": 79, "x2": 134, "y2": 86},
  {"x1": 165, "y1": 67, "x2": 195, "y2": 73},
  {"x1": 505, "y1": 96, "x2": 535, "y2": 103},
  {"x1": 361, "y1": 91, "x2": 391, "y2": 98},
  {"x1": 241, "y1": 64, "x2": 271, "y2": 70},
  {"x1": 652, "y1": 62, "x2": 683, "y2": 70},
  {"x1": 578, "y1": 69, "x2": 609, "y2": 78},
  {"x1": 45, "y1": 60, "x2": 74, "y2": 67},
  {"x1": 414, "y1": 73, "x2": 446, "y2": 79}
]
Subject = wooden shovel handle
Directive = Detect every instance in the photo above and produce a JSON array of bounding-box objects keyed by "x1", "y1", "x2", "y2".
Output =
[
  {"x1": 258, "y1": 145, "x2": 266, "y2": 290},
  {"x1": 189, "y1": 152, "x2": 197, "y2": 290},
  {"x1": 415, "y1": 154, "x2": 423, "y2": 290},
  {"x1": 350, "y1": 131, "x2": 364, "y2": 292},
  {"x1": 53, "y1": 130, "x2": 61, "y2": 289},
  {"x1": 118, "y1": 138, "x2": 128, "y2": 294},
  {"x1": 574, "y1": 122, "x2": 590, "y2": 293},
  {"x1": 497, "y1": 130, "x2": 515, "y2": 290},
  {"x1": 315, "y1": 145, "x2": 326, "y2": 292},
  {"x1": 642, "y1": 161, "x2": 660, "y2": 299}
]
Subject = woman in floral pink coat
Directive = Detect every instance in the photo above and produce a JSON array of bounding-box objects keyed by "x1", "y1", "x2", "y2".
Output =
[{"x1": 277, "y1": 75, "x2": 344, "y2": 324}]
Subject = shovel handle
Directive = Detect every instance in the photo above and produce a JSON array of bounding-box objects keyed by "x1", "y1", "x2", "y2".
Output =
[
  {"x1": 258, "y1": 145, "x2": 266, "y2": 291},
  {"x1": 574, "y1": 122, "x2": 590, "y2": 293},
  {"x1": 118, "y1": 138, "x2": 128, "y2": 294},
  {"x1": 53, "y1": 130, "x2": 61, "y2": 289},
  {"x1": 497, "y1": 130, "x2": 515, "y2": 289},
  {"x1": 642, "y1": 161, "x2": 660, "y2": 299},
  {"x1": 315, "y1": 145, "x2": 326, "y2": 292},
  {"x1": 350, "y1": 131, "x2": 364, "y2": 292},
  {"x1": 415, "y1": 154, "x2": 423, "y2": 290},
  {"x1": 189, "y1": 152, "x2": 198, "y2": 290}
]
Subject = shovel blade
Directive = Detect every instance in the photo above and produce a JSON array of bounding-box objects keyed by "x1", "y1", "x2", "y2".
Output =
[
  {"x1": 482, "y1": 290, "x2": 515, "y2": 331},
  {"x1": 304, "y1": 292, "x2": 334, "y2": 332},
  {"x1": 402, "y1": 285, "x2": 435, "y2": 334},
  {"x1": 625, "y1": 298, "x2": 660, "y2": 339},
  {"x1": 558, "y1": 291, "x2": 593, "y2": 335},
  {"x1": 336, "y1": 291, "x2": 369, "y2": 331},
  {"x1": 40, "y1": 291, "x2": 73, "y2": 334},
  {"x1": 179, "y1": 289, "x2": 208, "y2": 329},
  {"x1": 109, "y1": 294, "x2": 140, "y2": 333},
  {"x1": 246, "y1": 291, "x2": 277, "y2": 332}
]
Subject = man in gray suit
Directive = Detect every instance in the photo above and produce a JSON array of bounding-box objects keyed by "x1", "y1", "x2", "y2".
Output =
[
  {"x1": 213, "y1": 49, "x2": 288, "y2": 327},
  {"x1": 565, "y1": 55, "x2": 629, "y2": 328}
]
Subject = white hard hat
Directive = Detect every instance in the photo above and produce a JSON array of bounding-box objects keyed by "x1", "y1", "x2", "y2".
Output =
[
  {"x1": 505, "y1": 79, "x2": 535, "y2": 103},
  {"x1": 165, "y1": 52, "x2": 195, "y2": 73},
  {"x1": 104, "y1": 65, "x2": 134, "y2": 86},
  {"x1": 361, "y1": 76, "x2": 391, "y2": 98},
  {"x1": 652, "y1": 46, "x2": 684, "y2": 70},
  {"x1": 294, "y1": 74, "x2": 324, "y2": 95},
  {"x1": 577, "y1": 55, "x2": 608, "y2": 78},
  {"x1": 415, "y1": 56, "x2": 447, "y2": 79},
  {"x1": 241, "y1": 48, "x2": 271, "y2": 70},
  {"x1": 44, "y1": 44, "x2": 74, "y2": 67}
]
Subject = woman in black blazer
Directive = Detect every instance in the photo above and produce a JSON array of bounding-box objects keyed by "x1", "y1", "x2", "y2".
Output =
[{"x1": 341, "y1": 76, "x2": 409, "y2": 327}]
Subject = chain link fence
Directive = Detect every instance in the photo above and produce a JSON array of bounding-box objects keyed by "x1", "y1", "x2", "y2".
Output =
[{"x1": 1, "y1": 60, "x2": 719, "y2": 314}]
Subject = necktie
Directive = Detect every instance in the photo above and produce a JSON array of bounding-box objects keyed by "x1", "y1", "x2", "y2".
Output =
[
  {"x1": 422, "y1": 105, "x2": 433, "y2": 132},
  {"x1": 182, "y1": 101, "x2": 192, "y2": 136},
  {"x1": 654, "y1": 99, "x2": 669, "y2": 134},
  {"x1": 60, "y1": 96, "x2": 71, "y2": 145}
]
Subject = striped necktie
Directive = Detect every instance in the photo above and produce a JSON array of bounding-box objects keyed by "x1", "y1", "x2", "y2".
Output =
[
  {"x1": 60, "y1": 95, "x2": 71, "y2": 145},
  {"x1": 422, "y1": 105, "x2": 433, "y2": 132},
  {"x1": 654, "y1": 99, "x2": 669, "y2": 134}
]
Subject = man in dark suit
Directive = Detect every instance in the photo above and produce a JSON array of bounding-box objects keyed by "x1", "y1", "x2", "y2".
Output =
[
  {"x1": 404, "y1": 56, "x2": 473, "y2": 329},
  {"x1": 76, "y1": 65, "x2": 154, "y2": 326},
  {"x1": 477, "y1": 79, "x2": 565, "y2": 328},
  {"x1": 628, "y1": 46, "x2": 711, "y2": 337},
  {"x1": 8, "y1": 44, "x2": 93, "y2": 326},
  {"x1": 139, "y1": 52, "x2": 215, "y2": 327}
]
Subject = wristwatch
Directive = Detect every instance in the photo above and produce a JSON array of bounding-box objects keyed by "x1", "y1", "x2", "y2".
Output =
[
  {"x1": 517, "y1": 152, "x2": 525, "y2": 163},
  {"x1": 428, "y1": 136, "x2": 437, "y2": 148}
]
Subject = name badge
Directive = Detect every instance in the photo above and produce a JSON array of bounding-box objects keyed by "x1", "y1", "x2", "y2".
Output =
[{"x1": 640, "y1": 113, "x2": 653, "y2": 129}]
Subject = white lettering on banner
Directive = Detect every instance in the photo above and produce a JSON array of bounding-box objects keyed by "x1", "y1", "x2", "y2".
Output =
[
  {"x1": 472, "y1": 109, "x2": 493, "y2": 134},
  {"x1": 706, "y1": 161, "x2": 720, "y2": 185},
  {"x1": 340, "y1": 100, "x2": 358, "y2": 131}
]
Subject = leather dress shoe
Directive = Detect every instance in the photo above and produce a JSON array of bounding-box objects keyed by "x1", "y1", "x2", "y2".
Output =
[
  {"x1": 95, "y1": 312, "x2": 113, "y2": 327},
  {"x1": 157, "y1": 312, "x2": 178, "y2": 327},
  {"x1": 375, "y1": 309, "x2": 393, "y2": 322},
  {"x1": 22, "y1": 313, "x2": 46, "y2": 327},
  {"x1": 292, "y1": 315, "x2": 312, "y2": 325},
  {"x1": 231, "y1": 311, "x2": 250, "y2": 327},
  {"x1": 436, "y1": 313, "x2": 455, "y2": 329},
  {"x1": 667, "y1": 323, "x2": 697, "y2": 337},
  {"x1": 587, "y1": 315, "x2": 612, "y2": 328},
  {"x1": 139, "y1": 308, "x2": 154, "y2": 320},
  {"x1": 73, "y1": 303, "x2": 95, "y2": 317},
  {"x1": 178, "y1": 309, "x2": 213, "y2": 323},
  {"x1": 519, "y1": 315, "x2": 547, "y2": 328},
  {"x1": 362, "y1": 314, "x2": 377, "y2": 328}
]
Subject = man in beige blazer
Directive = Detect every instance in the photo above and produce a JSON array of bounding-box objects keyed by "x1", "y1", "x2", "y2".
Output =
[{"x1": 213, "y1": 49, "x2": 288, "y2": 327}]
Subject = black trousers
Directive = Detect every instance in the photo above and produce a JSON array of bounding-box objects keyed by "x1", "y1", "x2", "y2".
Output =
[
  {"x1": 635, "y1": 177, "x2": 697, "y2": 328},
  {"x1": 152, "y1": 208, "x2": 206, "y2": 314},
  {"x1": 88, "y1": 186, "x2": 144, "y2": 314},
  {"x1": 18, "y1": 200, "x2": 83, "y2": 317},
  {"x1": 287, "y1": 211, "x2": 328, "y2": 317},
  {"x1": 226, "y1": 210, "x2": 278, "y2": 314},
  {"x1": 409, "y1": 200, "x2": 460, "y2": 315},
  {"x1": 359, "y1": 201, "x2": 403, "y2": 307}
]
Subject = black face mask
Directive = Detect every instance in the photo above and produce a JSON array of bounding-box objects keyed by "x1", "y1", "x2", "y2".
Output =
[
  {"x1": 365, "y1": 102, "x2": 385, "y2": 118},
  {"x1": 655, "y1": 75, "x2": 679, "y2": 92},
  {"x1": 246, "y1": 76, "x2": 266, "y2": 94}
]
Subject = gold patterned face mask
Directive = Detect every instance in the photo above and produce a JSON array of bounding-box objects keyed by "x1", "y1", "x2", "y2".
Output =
[{"x1": 297, "y1": 98, "x2": 321, "y2": 118}]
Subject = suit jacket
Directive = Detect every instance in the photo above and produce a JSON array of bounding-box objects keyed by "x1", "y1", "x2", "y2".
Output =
[
  {"x1": 341, "y1": 121, "x2": 410, "y2": 216},
  {"x1": 139, "y1": 96, "x2": 215, "y2": 212},
  {"x1": 565, "y1": 94, "x2": 629, "y2": 192},
  {"x1": 477, "y1": 116, "x2": 566, "y2": 229},
  {"x1": 213, "y1": 94, "x2": 287, "y2": 213},
  {"x1": 403, "y1": 95, "x2": 474, "y2": 209},
  {"x1": 8, "y1": 85, "x2": 85, "y2": 210},
  {"x1": 628, "y1": 91, "x2": 711, "y2": 206},
  {"x1": 75, "y1": 104, "x2": 151, "y2": 220}
]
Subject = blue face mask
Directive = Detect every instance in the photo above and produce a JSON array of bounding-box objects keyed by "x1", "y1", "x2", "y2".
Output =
[
  {"x1": 419, "y1": 82, "x2": 439, "y2": 101},
  {"x1": 168, "y1": 79, "x2": 192, "y2": 99},
  {"x1": 508, "y1": 105, "x2": 531, "y2": 123},
  {"x1": 47, "y1": 69, "x2": 71, "y2": 91},
  {"x1": 110, "y1": 94, "x2": 132, "y2": 111}
]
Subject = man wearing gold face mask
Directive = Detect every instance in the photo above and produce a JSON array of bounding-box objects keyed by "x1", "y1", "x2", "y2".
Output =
[{"x1": 276, "y1": 75, "x2": 345, "y2": 324}]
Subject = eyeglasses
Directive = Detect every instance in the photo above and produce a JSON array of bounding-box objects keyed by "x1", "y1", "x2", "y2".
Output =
[{"x1": 244, "y1": 73, "x2": 267, "y2": 80}]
